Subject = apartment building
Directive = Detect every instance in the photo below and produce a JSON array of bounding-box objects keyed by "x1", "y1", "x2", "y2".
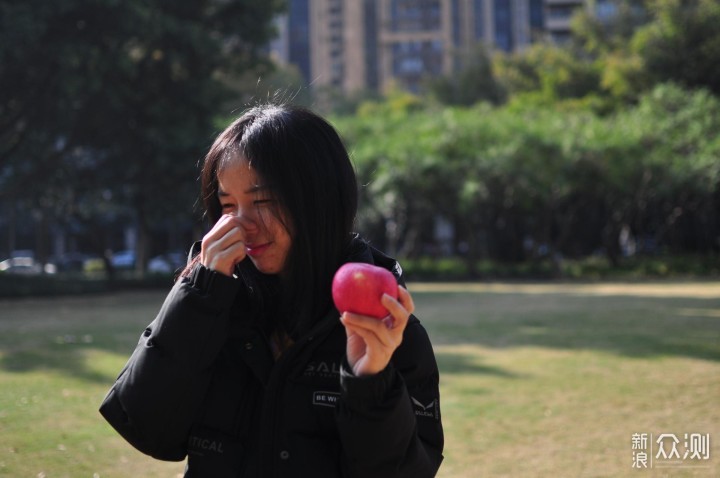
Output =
[
  {"x1": 272, "y1": 0, "x2": 586, "y2": 93},
  {"x1": 544, "y1": 0, "x2": 585, "y2": 44}
]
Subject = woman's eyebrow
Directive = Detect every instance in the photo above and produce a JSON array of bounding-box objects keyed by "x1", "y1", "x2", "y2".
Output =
[
  {"x1": 217, "y1": 184, "x2": 269, "y2": 197},
  {"x1": 244, "y1": 184, "x2": 270, "y2": 194}
]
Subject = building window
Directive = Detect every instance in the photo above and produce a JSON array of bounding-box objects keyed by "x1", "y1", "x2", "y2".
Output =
[
  {"x1": 392, "y1": 40, "x2": 444, "y2": 91},
  {"x1": 452, "y1": 0, "x2": 461, "y2": 47},
  {"x1": 474, "y1": 0, "x2": 484, "y2": 40},
  {"x1": 547, "y1": 5, "x2": 577, "y2": 20},
  {"x1": 288, "y1": 0, "x2": 311, "y2": 83},
  {"x1": 529, "y1": 0, "x2": 544, "y2": 29},
  {"x1": 391, "y1": 0, "x2": 442, "y2": 32},
  {"x1": 364, "y1": 0, "x2": 379, "y2": 89},
  {"x1": 493, "y1": 0, "x2": 513, "y2": 52}
]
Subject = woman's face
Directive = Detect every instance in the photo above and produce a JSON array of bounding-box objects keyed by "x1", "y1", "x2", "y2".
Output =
[{"x1": 217, "y1": 157, "x2": 292, "y2": 276}]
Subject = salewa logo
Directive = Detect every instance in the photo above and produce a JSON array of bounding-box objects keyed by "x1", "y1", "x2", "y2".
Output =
[
  {"x1": 304, "y1": 360, "x2": 341, "y2": 378},
  {"x1": 411, "y1": 396, "x2": 439, "y2": 420}
]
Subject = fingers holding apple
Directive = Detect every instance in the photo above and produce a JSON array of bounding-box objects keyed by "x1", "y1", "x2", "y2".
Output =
[
  {"x1": 332, "y1": 262, "x2": 415, "y2": 376},
  {"x1": 380, "y1": 285, "x2": 415, "y2": 329},
  {"x1": 341, "y1": 312, "x2": 396, "y2": 376},
  {"x1": 332, "y1": 262, "x2": 399, "y2": 319}
]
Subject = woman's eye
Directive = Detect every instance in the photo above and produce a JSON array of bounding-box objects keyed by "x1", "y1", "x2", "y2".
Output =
[
  {"x1": 221, "y1": 203, "x2": 234, "y2": 211},
  {"x1": 254, "y1": 199, "x2": 274, "y2": 206}
]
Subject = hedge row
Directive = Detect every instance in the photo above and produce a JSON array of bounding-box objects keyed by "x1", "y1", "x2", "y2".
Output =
[{"x1": 1, "y1": 254, "x2": 718, "y2": 299}]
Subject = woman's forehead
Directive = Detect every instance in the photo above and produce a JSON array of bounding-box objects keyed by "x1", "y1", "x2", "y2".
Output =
[
  {"x1": 218, "y1": 147, "x2": 250, "y2": 171},
  {"x1": 217, "y1": 157, "x2": 262, "y2": 191}
]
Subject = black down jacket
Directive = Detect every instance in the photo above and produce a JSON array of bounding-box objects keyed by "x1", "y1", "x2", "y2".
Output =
[{"x1": 99, "y1": 239, "x2": 444, "y2": 477}]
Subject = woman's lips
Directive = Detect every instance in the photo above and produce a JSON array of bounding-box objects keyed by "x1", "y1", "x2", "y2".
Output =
[{"x1": 245, "y1": 243, "x2": 271, "y2": 257}]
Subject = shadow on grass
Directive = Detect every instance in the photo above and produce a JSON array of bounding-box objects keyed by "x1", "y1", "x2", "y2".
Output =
[
  {"x1": 419, "y1": 292, "x2": 720, "y2": 363},
  {"x1": 0, "y1": 344, "x2": 115, "y2": 383},
  {"x1": 0, "y1": 291, "x2": 159, "y2": 384},
  {"x1": 0, "y1": 327, "x2": 141, "y2": 383},
  {"x1": 434, "y1": 350, "x2": 521, "y2": 378},
  {"x1": 1, "y1": 288, "x2": 719, "y2": 384}
]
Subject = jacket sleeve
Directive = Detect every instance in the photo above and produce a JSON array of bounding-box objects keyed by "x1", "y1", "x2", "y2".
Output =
[
  {"x1": 335, "y1": 317, "x2": 444, "y2": 478},
  {"x1": 99, "y1": 264, "x2": 243, "y2": 461}
]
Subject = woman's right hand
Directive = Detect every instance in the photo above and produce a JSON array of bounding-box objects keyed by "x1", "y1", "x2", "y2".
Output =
[{"x1": 200, "y1": 214, "x2": 247, "y2": 276}]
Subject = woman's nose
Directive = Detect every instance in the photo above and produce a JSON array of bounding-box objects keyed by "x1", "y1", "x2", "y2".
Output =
[{"x1": 233, "y1": 207, "x2": 259, "y2": 232}]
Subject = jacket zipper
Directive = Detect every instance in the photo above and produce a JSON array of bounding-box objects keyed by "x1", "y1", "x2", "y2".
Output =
[{"x1": 259, "y1": 314, "x2": 339, "y2": 476}]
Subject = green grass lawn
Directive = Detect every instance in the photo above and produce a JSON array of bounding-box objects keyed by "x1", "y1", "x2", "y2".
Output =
[{"x1": 0, "y1": 282, "x2": 718, "y2": 477}]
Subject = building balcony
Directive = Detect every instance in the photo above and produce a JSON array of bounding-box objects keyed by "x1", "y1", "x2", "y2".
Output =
[
  {"x1": 545, "y1": 16, "x2": 573, "y2": 31},
  {"x1": 544, "y1": 0, "x2": 584, "y2": 5}
]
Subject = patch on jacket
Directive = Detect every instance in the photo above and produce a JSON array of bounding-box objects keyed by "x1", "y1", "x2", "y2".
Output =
[
  {"x1": 186, "y1": 427, "x2": 245, "y2": 473},
  {"x1": 188, "y1": 435, "x2": 226, "y2": 455},
  {"x1": 304, "y1": 360, "x2": 341, "y2": 379},
  {"x1": 187, "y1": 427, "x2": 244, "y2": 459},
  {"x1": 411, "y1": 396, "x2": 440, "y2": 420},
  {"x1": 312, "y1": 391, "x2": 341, "y2": 408}
]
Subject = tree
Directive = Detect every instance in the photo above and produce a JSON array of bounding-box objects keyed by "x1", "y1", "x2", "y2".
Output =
[
  {"x1": 493, "y1": 43, "x2": 601, "y2": 106},
  {"x1": 425, "y1": 43, "x2": 505, "y2": 106},
  {"x1": 571, "y1": 0, "x2": 651, "y2": 55},
  {"x1": 0, "y1": 0, "x2": 285, "y2": 271},
  {"x1": 336, "y1": 82, "x2": 720, "y2": 270},
  {"x1": 570, "y1": 0, "x2": 720, "y2": 102},
  {"x1": 632, "y1": 0, "x2": 720, "y2": 96}
]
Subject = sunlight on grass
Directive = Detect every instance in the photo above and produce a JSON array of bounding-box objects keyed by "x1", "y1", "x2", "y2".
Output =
[
  {"x1": 432, "y1": 344, "x2": 719, "y2": 477},
  {"x1": 410, "y1": 283, "x2": 720, "y2": 478},
  {"x1": 0, "y1": 283, "x2": 718, "y2": 477}
]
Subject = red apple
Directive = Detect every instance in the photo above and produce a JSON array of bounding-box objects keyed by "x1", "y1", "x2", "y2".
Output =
[{"x1": 332, "y1": 262, "x2": 398, "y2": 319}]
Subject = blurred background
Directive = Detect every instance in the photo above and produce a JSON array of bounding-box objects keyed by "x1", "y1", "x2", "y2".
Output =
[{"x1": 1, "y1": 0, "x2": 719, "y2": 294}]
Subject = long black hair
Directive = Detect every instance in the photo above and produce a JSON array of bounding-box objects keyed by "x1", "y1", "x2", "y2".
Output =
[{"x1": 195, "y1": 103, "x2": 358, "y2": 335}]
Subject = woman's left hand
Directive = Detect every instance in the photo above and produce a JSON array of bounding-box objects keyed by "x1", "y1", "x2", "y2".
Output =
[{"x1": 340, "y1": 286, "x2": 415, "y2": 376}]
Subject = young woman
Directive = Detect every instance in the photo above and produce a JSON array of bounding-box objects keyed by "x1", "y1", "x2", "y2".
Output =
[{"x1": 100, "y1": 104, "x2": 444, "y2": 477}]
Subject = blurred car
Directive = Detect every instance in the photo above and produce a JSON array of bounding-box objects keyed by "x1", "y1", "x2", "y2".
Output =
[
  {"x1": 0, "y1": 253, "x2": 56, "y2": 275},
  {"x1": 111, "y1": 250, "x2": 136, "y2": 269},
  {"x1": 148, "y1": 252, "x2": 186, "y2": 274},
  {"x1": 52, "y1": 252, "x2": 102, "y2": 273},
  {"x1": 10, "y1": 249, "x2": 35, "y2": 259}
]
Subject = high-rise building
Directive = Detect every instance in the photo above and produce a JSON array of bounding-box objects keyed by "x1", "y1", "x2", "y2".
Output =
[
  {"x1": 271, "y1": 0, "x2": 586, "y2": 94},
  {"x1": 544, "y1": 0, "x2": 585, "y2": 44},
  {"x1": 376, "y1": 0, "x2": 551, "y2": 91}
]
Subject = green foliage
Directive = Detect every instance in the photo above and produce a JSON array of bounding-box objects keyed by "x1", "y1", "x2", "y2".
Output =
[
  {"x1": 0, "y1": 0, "x2": 285, "y2": 268},
  {"x1": 597, "y1": 51, "x2": 649, "y2": 103},
  {"x1": 424, "y1": 0, "x2": 720, "y2": 112},
  {"x1": 571, "y1": 0, "x2": 651, "y2": 55},
  {"x1": 335, "y1": 83, "x2": 720, "y2": 266},
  {"x1": 631, "y1": 0, "x2": 720, "y2": 95},
  {"x1": 494, "y1": 44, "x2": 601, "y2": 103},
  {"x1": 400, "y1": 254, "x2": 720, "y2": 281},
  {"x1": 570, "y1": 0, "x2": 720, "y2": 102},
  {"x1": 0, "y1": 272, "x2": 176, "y2": 298},
  {"x1": 627, "y1": 83, "x2": 720, "y2": 186},
  {"x1": 0, "y1": 274, "x2": 107, "y2": 298},
  {"x1": 568, "y1": 0, "x2": 653, "y2": 104},
  {"x1": 425, "y1": 43, "x2": 506, "y2": 106}
]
